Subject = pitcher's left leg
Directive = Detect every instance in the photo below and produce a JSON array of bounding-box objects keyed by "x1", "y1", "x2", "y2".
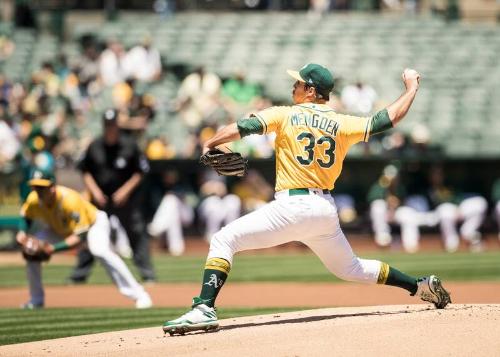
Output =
[{"x1": 304, "y1": 225, "x2": 450, "y2": 309}]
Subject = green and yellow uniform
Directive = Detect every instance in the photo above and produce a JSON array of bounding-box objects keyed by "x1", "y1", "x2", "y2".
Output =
[
  {"x1": 21, "y1": 186, "x2": 97, "y2": 237},
  {"x1": 252, "y1": 103, "x2": 371, "y2": 191},
  {"x1": 166, "y1": 64, "x2": 440, "y2": 328}
]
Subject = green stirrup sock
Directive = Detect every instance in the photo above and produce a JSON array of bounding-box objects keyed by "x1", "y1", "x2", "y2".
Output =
[
  {"x1": 198, "y1": 258, "x2": 231, "y2": 308},
  {"x1": 378, "y1": 262, "x2": 418, "y2": 295}
]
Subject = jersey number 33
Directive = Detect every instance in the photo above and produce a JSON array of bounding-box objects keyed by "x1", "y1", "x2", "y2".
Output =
[{"x1": 295, "y1": 132, "x2": 336, "y2": 168}]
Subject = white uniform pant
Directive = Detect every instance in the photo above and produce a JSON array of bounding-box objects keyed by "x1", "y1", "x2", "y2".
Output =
[
  {"x1": 26, "y1": 211, "x2": 148, "y2": 305},
  {"x1": 109, "y1": 215, "x2": 132, "y2": 258},
  {"x1": 148, "y1": 193, "x2": 194, "y2": 256},
  {"x1": 394, "y1": 196, "x2": 487, "y2": 253},
  {"x1": 394, "y1": 207, "x2": 439, "y2": 253},
  {"x1": 208, "y1": 190, "x2": 382, "y2": 284},
  {"x1": 436, "y1": 196, "x2": 487, "y2": 252},
  {"x1": 199, "y1": 194, "x2": 241, "y2": 242},
  {"x1": 369, "y1": 199, "x2": 392, "y2": 246}
]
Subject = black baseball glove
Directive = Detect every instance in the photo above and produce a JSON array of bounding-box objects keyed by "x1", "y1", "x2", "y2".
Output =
[{"x1": 200, "y1": 149, "x2": 248, "y2": 177}]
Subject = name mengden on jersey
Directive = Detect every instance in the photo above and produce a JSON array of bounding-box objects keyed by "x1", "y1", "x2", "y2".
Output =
[{"x1": 290, "y1": 112, "x2": 340, "y2": 137}]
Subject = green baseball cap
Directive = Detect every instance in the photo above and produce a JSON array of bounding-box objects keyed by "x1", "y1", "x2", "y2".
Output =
[
  {"x1": 28, "y1": 168, "x2": 56, "y2": 187},
  {"x1": 287, "y1": 63, "x2": 334, "y2": 100}
]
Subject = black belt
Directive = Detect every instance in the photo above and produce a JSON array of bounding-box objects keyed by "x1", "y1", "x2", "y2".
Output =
[{"x1": 288, "y1": 188, "x2": 331, "y2": 196}]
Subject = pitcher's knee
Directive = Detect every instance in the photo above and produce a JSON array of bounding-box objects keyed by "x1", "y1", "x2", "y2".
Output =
[
  {"x1": 334, "y1": 257, "x2": 380, "y2": 283},
  {"x1": 207, "y1": 230, "x2": 238, "y2": 265}
]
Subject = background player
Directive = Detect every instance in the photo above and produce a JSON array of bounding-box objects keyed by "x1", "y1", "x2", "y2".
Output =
[
  {"x1": 392, "y1": 165, "x2": 487, "y2": 253},
  {"x1": 367, "y1": 164, "x2": 406, "y2": 248},
  {"x1": 428, "y1": 165, "x2": 487, "y2": 252},
  {"x1": 162, "y1": 63, "x2": 451, "y2": 335},
  {"x1": 17, "y1": 169, "x2": 153, "y2": 309},
  {"x1": 197, "y1": 170, "x2": 241, "y2": 242},
  {"x1": 147, "y1": 169, "x2": 195, "y2": 256}
]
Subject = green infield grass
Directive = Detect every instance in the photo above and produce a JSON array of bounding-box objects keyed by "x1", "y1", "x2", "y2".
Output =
[
  {"x1": 0, "y1": 306, "x2": 302, "y2": 346},
  {"x1": 1, "y1": 251, "x2": 500, "y2": 287}
]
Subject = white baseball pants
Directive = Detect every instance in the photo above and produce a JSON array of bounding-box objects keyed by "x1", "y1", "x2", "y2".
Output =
[
  {"x1": 26, "y1": 211, "x2": 149, "y2": 306},
  {"x1": 394, "y1": 206, "x2": 439, "y2": 253},
  {"x1": 109, "y1": 214, "x2": 133, "y2": 258},
  {"x1": 148, "y1": 193, "x2": 194, "y2": 256},
  {"x1": 436, "y1": 196, "x2": 487, "y2": 252},
  {"x1": 369, "y1": 199, "x2": 393, "y2": 246},
  {"x1": 208, "y1": 189, "x2": 382, "y2": 284}
]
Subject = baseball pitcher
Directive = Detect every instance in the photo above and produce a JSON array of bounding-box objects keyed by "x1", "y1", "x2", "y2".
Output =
[
  {"x1": 17, "y1": 169, "x2": 152, "y2": 309},
  {"x1": 163, "y1": 64, "x2": 451, "y2": 335}
]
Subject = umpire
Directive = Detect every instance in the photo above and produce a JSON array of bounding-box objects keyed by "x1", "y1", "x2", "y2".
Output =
[{"x1": 68, "y1": 109, "x2": 156, "y2": 283}]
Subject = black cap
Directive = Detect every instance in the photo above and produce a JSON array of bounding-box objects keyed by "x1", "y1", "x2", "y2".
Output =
[{"x1": 102, "y1": 109, "x2": 118, "y2": 125}]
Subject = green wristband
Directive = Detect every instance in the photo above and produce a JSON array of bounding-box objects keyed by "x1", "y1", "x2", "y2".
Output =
[{"x1": 53, "y1": 241, "x2": 70, "y2": 252}]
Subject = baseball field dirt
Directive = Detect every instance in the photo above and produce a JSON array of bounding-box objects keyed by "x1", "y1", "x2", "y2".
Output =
[
  {"x1": 2, "y1": 239, "x2": 500, "y2": 355},
  {"x1": 1, "y1": 304, "x2": 499, "y2": 356},
  {"x1": 1, "y1": 281, "x2": 500, "y2": 308}
]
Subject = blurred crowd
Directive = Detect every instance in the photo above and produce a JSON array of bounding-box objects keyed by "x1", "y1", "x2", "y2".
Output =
[
  {"x1": 0, "y1": 32, "x2": 277, "y2": 173},
  {"x1": 0, "y1": 30, "x2": 441, "y2": 175}
]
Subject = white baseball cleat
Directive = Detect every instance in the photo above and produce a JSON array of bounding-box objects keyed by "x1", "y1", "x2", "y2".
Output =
[
  {"x1": 135, "y1": 293, "x2": 153, "y2": 309},
  {"x1": 163, "y1": 297, "x2": 219, "y2": 335},
  {"x1": 416, "y1": 275, "x2": 451, "y2": 309}
]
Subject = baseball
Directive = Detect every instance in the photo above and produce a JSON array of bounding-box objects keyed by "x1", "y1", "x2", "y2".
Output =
[{"x1": 403, "y1": 68, "x2": 419, "y2": 82}]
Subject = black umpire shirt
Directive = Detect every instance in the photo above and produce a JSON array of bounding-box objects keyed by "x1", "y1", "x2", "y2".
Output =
[{"x1": 79, "y1": 135, "x2": 150, "y2": 198}]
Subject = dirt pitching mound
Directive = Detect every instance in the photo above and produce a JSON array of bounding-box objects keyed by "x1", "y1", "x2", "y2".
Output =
[{"x1": 2, "y1": 304, "x2": 500, "y2": 357}]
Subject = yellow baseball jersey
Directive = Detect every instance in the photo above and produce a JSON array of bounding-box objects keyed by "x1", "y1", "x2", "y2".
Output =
[
  {"x1": 21, "y1": 186, "x2": 97, "y2": 237},
  {"x1": 253, "y1": 103, "x2": 370, "y2": 191}
]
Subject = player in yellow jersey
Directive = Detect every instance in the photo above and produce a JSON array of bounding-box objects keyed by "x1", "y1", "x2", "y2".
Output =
[
  {"x1": 17, "y1": 169, "x2": 152, "y2": 309},
  {"x1": 163, "y1": 63, "x2": 451, "y2": 335}
]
